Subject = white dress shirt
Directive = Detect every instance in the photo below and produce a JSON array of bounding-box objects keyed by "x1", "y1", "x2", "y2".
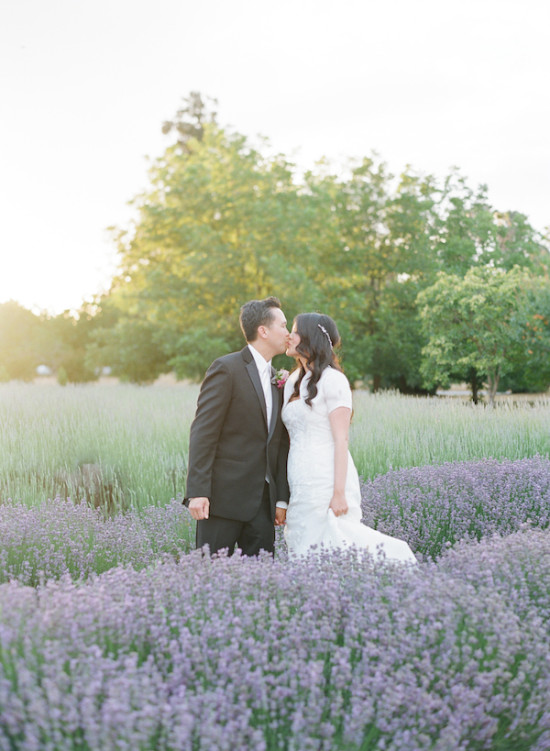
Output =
[{"x1": 248, "y1": 343, "x2": 272, "y2": 429}]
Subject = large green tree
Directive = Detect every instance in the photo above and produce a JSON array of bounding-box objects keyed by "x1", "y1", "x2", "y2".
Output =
[
  {"x1": 418, "y1": 266, "x2": 539, "y2": 405},
  {"x1": 92, "y1": 94, "x2": 549, "y2": 388},
  {"x1": 499, "y1": 274, "x2": 550, "y2": 392},
  {"x1": 109, "y1": 122, "x2": 323, "y2": 379},
  {"x1": 306, "y1": 162, "x2": 441, "y2": 389}
]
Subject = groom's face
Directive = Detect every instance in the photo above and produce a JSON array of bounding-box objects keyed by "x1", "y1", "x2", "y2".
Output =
[{"x1": 261, "y1": 308, "x2": 289, "y2": 357}]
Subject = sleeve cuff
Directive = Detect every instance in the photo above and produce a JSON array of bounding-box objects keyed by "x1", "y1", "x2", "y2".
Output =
[{"x1": 275, "y1": 501, "x2": 288, "y2": 510}]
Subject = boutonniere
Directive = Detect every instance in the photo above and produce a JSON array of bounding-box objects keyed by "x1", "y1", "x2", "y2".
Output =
[{"x1": 271, "y1": 369, "x2": 289, "y2": 389}]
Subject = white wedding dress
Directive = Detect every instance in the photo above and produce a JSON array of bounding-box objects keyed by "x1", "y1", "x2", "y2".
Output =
[{"x1": 282, "y1": 368, "x2": 416, "y2": 563}]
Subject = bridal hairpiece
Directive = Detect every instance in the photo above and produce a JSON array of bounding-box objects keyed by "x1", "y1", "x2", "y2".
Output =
[{"x1": 317, "y1": 323, "x2": 333, "y2": 348}]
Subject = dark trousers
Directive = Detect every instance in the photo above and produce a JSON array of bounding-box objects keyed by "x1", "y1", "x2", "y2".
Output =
[{"x1": 196, "y1": 482, "x2": 274, "y2": 556}]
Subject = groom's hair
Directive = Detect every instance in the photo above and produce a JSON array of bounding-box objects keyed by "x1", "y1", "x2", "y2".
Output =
[{"x1": 240, "y1": 297, "x2": 282, "y2": 342}]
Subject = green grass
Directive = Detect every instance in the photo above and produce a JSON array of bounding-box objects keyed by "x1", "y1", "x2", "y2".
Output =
[
  {"x1": 350, "y1": 390, "x2": 550, "y2": 478},
  {"x1": 1, "y1": 382, "x2": 549, "y2": 509},
  {"x1": 0, "y1": 381, "x2": 199, "y2": 509}
]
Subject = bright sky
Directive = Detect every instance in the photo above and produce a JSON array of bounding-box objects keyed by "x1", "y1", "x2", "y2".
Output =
[{"x1": 1, "y1": 0, "x2": 549, "y2": 314}]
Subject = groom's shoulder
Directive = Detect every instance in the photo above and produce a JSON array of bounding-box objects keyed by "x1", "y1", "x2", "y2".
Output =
[{"x1": 210, "y1": 347, "x2": 248, "y2": 371}]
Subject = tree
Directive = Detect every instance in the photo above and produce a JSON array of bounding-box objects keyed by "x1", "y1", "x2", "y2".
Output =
[
  {"x1": 94, "y1": 93, "x2": 549, "y2": 387},
  {"x1": 0, "y1": 301, "x2": 43, "y2": 380},
  {"x1": 432, "y1": 174, "x2": 498, "y2": 275},
  {"x1": 431, "y1": 174, "x2": 549, "y2": 275},
  {"x1": 315, "y1": 161, "x2": 441, "y2": 389},
  {"x1": 492, "y1": 210, "x2": 550, "y2": 272},
  {"x1": 40, "y1": 307, "x2": 100, "y2": 383},
  {"x1": 87, "y1": 317, "x2": 169, "y2": 384},
  {"x1": 161, "y1": 91, "x2": 218, "y2": 151},
  {"x1": 421, "y1": 174, "x2": 549, "y2": 398},
  {"x1": 499, "y1": 274, "x2": 550, "y2": 392},
  {"x1": 418, "y1": 266, "x2": 533, "y2": 405},
  {"x1": 109, "y1": 121, "x2": 323, "y2": 380}
]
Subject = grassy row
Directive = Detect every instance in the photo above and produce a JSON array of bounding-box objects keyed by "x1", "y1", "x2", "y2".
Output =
[
  {"x1": 1, "y1": 383, "x2": 549, "y2": 509},
  {"x1": 0, "y1": 382, "x2": 198, "y2": 509},
  {"x1": 350, "y1": 390, "x2": 550, "y2": 477}
]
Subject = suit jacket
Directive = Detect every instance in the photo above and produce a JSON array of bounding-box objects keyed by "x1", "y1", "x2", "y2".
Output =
[{"x1": 185, "y1": 346, "x2": 290, "y2": 522}]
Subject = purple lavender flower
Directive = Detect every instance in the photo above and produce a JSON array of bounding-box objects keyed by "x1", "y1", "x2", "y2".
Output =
[
  {"x1": 0, "y1": 498, "x2": 194, "y2": 586},
  {"x1": 361, "y1": 456, "x2": 550, "y2": 559},
  {"x1": 2, "y1": 458, "x2": 550, "y2": 748},
  {"x1": 0, "y1": 538, "x2": 549, "y2": 749}
]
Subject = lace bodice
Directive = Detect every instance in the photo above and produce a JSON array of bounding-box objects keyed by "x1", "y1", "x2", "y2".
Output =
[{"x1": 282, "y1": 368, "x2": 353, "y2": 489}]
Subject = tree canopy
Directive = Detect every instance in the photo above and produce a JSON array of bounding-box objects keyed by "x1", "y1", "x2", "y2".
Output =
[
  {"x1": 3, "y1": 93, "x2": 549, "y2": 396},
  {"x1": 417, "y1": 266, "x2": 541, "y2": 405}
]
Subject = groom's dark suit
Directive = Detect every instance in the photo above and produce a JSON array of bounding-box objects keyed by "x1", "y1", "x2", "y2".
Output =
[{"x1": 185, "y1": 345, "x2": 289, "y2": 555}]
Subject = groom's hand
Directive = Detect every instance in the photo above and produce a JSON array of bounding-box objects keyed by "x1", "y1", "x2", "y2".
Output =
[
  {"x1": 188, "y1": 497, "x2": 210, "y2": 520},
  {"x1": 275, "y1": 507, "x2": 287, "y2": 526}
]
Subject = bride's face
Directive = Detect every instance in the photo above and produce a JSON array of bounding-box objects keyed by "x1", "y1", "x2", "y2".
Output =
[{"x1": 286, "y1": 325, "x2": 301, "y2": 358}]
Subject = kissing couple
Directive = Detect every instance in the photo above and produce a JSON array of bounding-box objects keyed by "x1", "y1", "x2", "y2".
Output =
[{"x1": 184, "y1": 297, "x2": 416, "y2": 563}]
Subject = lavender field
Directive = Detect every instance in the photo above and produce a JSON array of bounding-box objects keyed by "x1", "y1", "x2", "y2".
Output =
[
  {"x1": 1, "y1": 384, "x2": 550, "y2": 749},
  {"x1": 1, "y1": 383, "x2": 550, "y2": 508}
]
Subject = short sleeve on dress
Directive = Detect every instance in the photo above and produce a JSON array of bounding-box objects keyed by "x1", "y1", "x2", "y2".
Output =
[{"x1": 323, "y1": 368, "x2": 352, "y2": 413}]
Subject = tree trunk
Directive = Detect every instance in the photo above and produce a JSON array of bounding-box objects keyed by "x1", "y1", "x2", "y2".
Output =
[
  {"x1": 468, "y1": 368, "x2": 479, "y2": 405},
  {"x1": 486, "y1": 368, "x2": 499, "y2": 408}
]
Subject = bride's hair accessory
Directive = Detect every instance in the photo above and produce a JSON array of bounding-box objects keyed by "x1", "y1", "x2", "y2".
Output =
[{"x1": 317, "y1": 323, "x2": 333, "y2": 348}]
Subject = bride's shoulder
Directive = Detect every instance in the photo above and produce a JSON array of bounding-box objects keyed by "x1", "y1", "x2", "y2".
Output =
[
  {"x1": 320, "y1": 367, "x2": 352, "y2": 410},
  {"x1": 321, "y1": 366, "x2": 350, "y2": 388}
]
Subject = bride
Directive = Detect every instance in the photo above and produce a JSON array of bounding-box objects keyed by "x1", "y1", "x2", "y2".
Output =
[{"x1": 282, "y1": 312, "x2": 416, "y2": 563}]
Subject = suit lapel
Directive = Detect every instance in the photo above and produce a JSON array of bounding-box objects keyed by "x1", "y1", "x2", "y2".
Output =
[
  {"x1": 243, "y1": 349, "x2": 268, "y2": 428},
  {"x1": 267, "y1": 379, "x2": 279, "y2": 442}
]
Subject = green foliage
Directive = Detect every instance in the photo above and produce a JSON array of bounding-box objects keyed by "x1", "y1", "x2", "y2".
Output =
[
  {"x1": 87, "y1": 315, "x2": 169, "y2": 384},
  {"x1": 0, "y1": 301, "x2": 44, "y2": 380},
  {"x1": 104, "y1": 100, "x2": 548, "y2": 390},
  {"x1": 57, "y1": 366, "x2": 68, "y2": 386},
  {"x1": 42, "y1": 307, "x2": 100, "y2": 383},
  {"x1": 109, "y1": 123, "x2": 322, "y2": 380},
  {"x1": 418, "y1": 266, "x2": 539, "y2": 404},
  {"x1": 4, "y1": 94, "x2": 549, "y2": 392},
  {"x1": 500, "y1": 275, "x2": 550, "y2": 392}
]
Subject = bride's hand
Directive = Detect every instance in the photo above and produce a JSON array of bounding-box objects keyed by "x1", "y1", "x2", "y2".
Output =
[{"x1": 329, "y1": 493, "x2": 348, "y2": 517}]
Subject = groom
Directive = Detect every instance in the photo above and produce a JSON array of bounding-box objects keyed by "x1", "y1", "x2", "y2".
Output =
[{"x1": 184, "y1": 297, "x2": 290, "y2": 556}]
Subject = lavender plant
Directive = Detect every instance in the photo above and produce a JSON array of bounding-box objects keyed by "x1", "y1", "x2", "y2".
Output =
[
  {"x1": 2, "y1": 456, "x2": 549, "y2": 586},
  {"x1": 361, "y1": 456, "x2": 550, "y2": 559},
  {"x1": 0, "y1": 536, "x2": 549, "y2": 750},
  {"x1": 437, "y1": 527, "x2": 550, "y2": 625},
  {"x1": 0, "y1": 498, "x2": 194, "y2": 586}
]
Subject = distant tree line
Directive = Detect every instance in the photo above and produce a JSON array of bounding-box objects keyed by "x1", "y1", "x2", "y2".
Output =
[{"x1": 1, "y1": 92, "x2": 549, "y2": 401}]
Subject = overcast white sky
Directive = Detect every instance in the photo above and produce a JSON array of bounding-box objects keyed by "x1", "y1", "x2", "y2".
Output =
[{"x1": 1, "y1": 0, "x2": 549, "y2": 314}]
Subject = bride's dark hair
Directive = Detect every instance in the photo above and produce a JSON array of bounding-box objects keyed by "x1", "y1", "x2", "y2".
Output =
[{"x1": 290, "y1": 313, "x2": 343, "y2": 406}]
